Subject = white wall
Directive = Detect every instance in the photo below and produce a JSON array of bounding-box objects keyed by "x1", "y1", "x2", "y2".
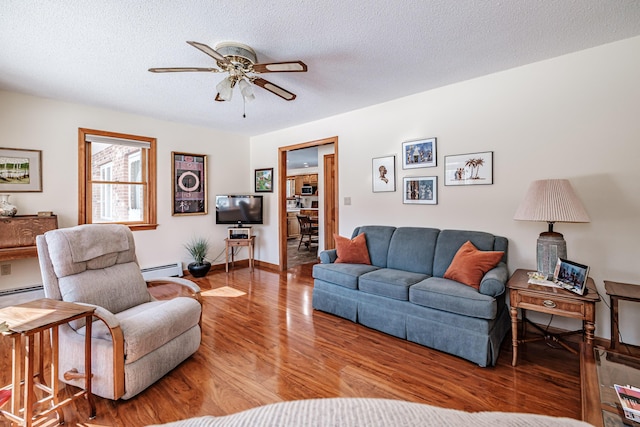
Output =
[
  {"x1": 251, "y1": 36, "x2": 640, "y2": 343},
  {"x1": 0, "y1": 90, "x2": 250, "y2": 290}
]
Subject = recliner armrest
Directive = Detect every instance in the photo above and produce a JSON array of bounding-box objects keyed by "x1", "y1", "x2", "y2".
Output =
[
  {"x1": 72, "y1": 302, "x2": 120, "y2": 329},
  {"x1": 479, "y1": 262, "x2": 508, "y2": 297},
  {"x1": 146, "y1": 276, "x2": 202, "y2": 303}
]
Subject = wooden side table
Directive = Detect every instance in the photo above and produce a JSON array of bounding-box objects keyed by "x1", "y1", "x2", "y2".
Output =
[
  {"x1": 224, "y1": 227, "x2": 256, "y2": 273},
  {"x1": 507, "y1": 269, "x2": 600, "y2": 366},
  {"x1": 604, "y1": 280, "x2": 640, "y2": 352},
  {"x1": 0, "y1": 298, "x2": 96, "y2": 426}
]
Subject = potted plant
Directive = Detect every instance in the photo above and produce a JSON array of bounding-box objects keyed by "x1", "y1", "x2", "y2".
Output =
[{"x1": 184, "y1": 237, "x2": 211, "y2": 278}]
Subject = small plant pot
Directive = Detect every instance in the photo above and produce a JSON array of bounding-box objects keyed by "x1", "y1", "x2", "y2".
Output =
[{"x1": 187, "y1": 261, "x2": 211, "y2": 278}]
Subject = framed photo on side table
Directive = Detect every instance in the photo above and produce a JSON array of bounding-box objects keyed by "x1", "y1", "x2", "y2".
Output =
[
  {"x1": 403, "y1": 176, "x2": 437, "y2": 205},
  {"x1": 402, "y1": 137, "x2": 436, "y2": 169},
  {"x1": 172, "y1": 152, "x2": 207, "y2": 216},
  {"x1": 0, "y1": 147, "x2": 43, "y2": 192},
  {"x1": 255, "y1": 168, "x2": 274, "y2": 193},
  {"x1": 372, "y1": 155, "x2": 396, "y2": 192},
  {"x1": 553, "y1": 258, "x2": 590, "y2": 295}
]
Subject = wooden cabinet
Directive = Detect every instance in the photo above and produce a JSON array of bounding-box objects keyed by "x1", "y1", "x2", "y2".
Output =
[
  {"x1": 302, "y1": 174, "x2": 318, "y2": 184},
  {"x1": 287, "y1": 212, "x2": 300, "y2": 238},
  {"x1": 0, "y1": 215, "x2": 58, "y2": 261},
  {"x1": 289, "y1": 174, "x2": 318, "y2": 195}
]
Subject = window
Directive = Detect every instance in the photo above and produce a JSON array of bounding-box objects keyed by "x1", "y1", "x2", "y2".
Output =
[{"x1": 79, "y1": 128, "x2": 157, "y2": 230}]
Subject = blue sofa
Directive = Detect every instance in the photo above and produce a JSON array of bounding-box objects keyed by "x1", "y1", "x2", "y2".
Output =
[{"x1": 311, "y1": 225, "x2": 510, "y2": 367}]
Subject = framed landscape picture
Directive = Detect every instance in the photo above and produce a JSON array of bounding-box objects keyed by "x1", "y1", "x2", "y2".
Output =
[
  {"x1": 0, "y1": 147, "x2": 42, "y2": 192},
  {"x1": 372, "y1": 155, "x2": 396, "y2": 192},
  {"x1": 444, "y1": 151, "x2": 493, "y2": 186},
  {"x1": 403, "y1": 176, "x2": 437, "y2": 204},
  {"x1": 255, "y1": 168, "x2": 274, "y2": 193},
  {"x1": 402, "y1": 137, "x2": 436, "y2": 169},
  {"x1": 172, "y1": 152, "x2": 207, "y2": 216}
]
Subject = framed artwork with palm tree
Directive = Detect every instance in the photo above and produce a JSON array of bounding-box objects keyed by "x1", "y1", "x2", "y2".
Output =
[{"x1": 444, "y1": 151, "x2": 493, "y2": 186}]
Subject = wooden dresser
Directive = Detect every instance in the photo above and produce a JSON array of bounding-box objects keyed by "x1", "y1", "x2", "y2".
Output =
[{"x1": 0, "y1": 215, "x2": 58, "y2": 261}]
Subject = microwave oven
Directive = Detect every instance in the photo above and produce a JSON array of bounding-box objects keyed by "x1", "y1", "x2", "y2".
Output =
[{"x1": 301, "y1": 185, "x2": 316, "y2": 195}]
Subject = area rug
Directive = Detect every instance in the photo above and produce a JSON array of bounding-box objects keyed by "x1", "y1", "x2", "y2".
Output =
[
  {"x1": 149, "y1": 397, "x2": 591, "y2": 427},
  {"x1": 201, "y1": 287, "x2": 246, "y2": 298}
]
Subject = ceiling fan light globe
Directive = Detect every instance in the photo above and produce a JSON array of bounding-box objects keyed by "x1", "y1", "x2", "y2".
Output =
[
  {"x1": 216, "y1": 77, "x2": 234, "y2": 101},
  {"x1": 238, "y1": 79, "x2": 255, "y2": 102}
]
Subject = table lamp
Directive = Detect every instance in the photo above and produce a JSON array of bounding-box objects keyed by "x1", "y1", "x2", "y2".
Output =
[{"x1": 513, "y1": 179, "x2": 590, "y2": 278}]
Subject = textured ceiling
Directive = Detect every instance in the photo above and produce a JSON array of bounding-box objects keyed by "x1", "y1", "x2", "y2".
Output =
[{"x1": 2, "y1": 1, "x2": 640, "y2": 137}]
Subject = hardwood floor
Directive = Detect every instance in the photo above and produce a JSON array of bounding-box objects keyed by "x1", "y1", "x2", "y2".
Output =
[{"x1": 0, "y1": 264, "x2": 584, "y2": 426}]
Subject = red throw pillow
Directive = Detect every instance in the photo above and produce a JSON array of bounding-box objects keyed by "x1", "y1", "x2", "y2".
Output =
[
  {"x1": 334, "y1": 233, "x2": 371, "y2": 265},
  {"x1": 443, "y1": 241, "x2": 504, "y2": 289}
]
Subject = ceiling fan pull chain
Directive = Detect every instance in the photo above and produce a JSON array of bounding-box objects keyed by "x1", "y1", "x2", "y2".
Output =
[{"x1": 243, "y1": 96, "x2": 247, "y2": 118}]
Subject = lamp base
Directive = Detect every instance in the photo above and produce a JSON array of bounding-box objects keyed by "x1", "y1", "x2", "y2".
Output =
[{"x1": 537, "y1": 231, "x2": 567, "y2": 279}]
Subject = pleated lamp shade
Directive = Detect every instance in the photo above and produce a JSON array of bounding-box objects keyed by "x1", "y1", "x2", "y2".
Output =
[
  {"x1": 514, "y1": 179, "x2": 590, "y2": 277},
  {"x1": 514, "y1": 179, "x2": 590, "y2": 224}
]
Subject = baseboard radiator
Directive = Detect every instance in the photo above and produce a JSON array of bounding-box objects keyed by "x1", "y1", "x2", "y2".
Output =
[
  {"x1": 0, "y1": 285, "x2": 45, "y2": 308},
  {"x1": 140, "y1": 262, "x2": 183, "y2": 280}
]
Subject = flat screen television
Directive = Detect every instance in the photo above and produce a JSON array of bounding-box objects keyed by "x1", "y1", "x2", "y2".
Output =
[{"x1": 215, "y1": 195, "x2": 264, "y2": 226}]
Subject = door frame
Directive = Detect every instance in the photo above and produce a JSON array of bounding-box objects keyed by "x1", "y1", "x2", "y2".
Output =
[{"x1": 279, "y1": 136, "x2": 338, "y2": 271}]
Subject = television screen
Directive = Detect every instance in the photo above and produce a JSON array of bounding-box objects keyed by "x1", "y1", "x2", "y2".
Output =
[{"x1": 215, "y1": 195, "x2": 263, "y2": 226}]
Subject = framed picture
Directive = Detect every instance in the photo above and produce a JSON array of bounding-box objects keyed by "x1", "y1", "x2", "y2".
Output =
[
  {"x1": 172, "y1": 152, "x2": 207, "y2": 216},
  {"x1": 444, "y1": 151, "x2": 493, "y2": 186},
  {"x1": 402, "y1": 137, "x2": 436, "y2": 169},
  {"x1": 255, "y1": 168, "x2": 274, "y2": 193},
  {"x1": 553, "y1": 258, "x2": 590, "y2": 296},
  {"x1": 403, "y1": 176, "x2": 437, "y2": 204},
  {"x1": 372, "y1": 155, "x2": 396, "y2": 192},
  {"x1": 0, "y1": 147, "x2": 42, "y2": 192}
]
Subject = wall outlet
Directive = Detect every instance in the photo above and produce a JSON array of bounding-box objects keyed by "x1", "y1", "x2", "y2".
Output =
[
  {"x1": 0, "y1": 264, "x2": 10, "y2": 276},
  {"x1": 344, "y1": 197, "x2": 352, "y2": 206}
]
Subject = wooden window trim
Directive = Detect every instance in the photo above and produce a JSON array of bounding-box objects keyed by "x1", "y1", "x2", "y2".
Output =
[{"x1": 78, "y1": 128, "x2": 157, "y2": 230}]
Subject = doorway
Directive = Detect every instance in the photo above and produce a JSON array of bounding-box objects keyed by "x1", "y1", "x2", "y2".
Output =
[{"x1": 279, "y1": 137, "x2": 338, "y2": 271}]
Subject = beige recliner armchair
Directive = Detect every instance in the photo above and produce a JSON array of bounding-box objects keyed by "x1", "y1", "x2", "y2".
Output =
[{"x1": 36, "y1": 224, "x2": 202, "y2": 400}]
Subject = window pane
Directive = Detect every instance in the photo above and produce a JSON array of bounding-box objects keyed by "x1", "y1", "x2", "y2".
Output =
[
  {"x1": 91, "y1": 183, "x2": 145, "y2": 223},
  {"x1": 91, "y1": 142, "x2": 144, "y2": 183}
]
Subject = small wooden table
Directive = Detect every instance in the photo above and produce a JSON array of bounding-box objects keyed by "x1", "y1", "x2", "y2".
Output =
[
  {"x1": 604, "y1": 280, "x2": 640, "y2": 352},
  {"x1": 225, "y1": 236, "x2": 255, "y2": 273},
  {"x1": 0, "y1": 298, "x2": 96, "y2": 426},
  {"x1": 507, "y1": 269, "x2": 600, "y2": 366}
]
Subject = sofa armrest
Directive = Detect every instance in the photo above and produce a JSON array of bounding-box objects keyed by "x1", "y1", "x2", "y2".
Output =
[
  {"x1": 479, "y1": 262, "x2": 508, "y2": 297},
  {"x1": 319, "y1": 249, "x2": 338, "y2": 264}
]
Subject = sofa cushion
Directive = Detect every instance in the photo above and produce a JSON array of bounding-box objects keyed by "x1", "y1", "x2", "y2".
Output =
[
  {"x1": 409, "y1": 277, "x2": 498, "y2": 320},
  {"x1": 352, "y1": 226, "x2": 396, "y2": 268},
  {"x1": 359, "y1": 268, "x2": 429, "y2": 300},
  {"x1": 444, "y1": 241, "x2": 504, "y2": 289},
  {"x1": 386, "y1": 227, "x2": 440, "y2": 275},
  {"x1": 334, "y1": 233, "x2": 371, "y2": 264},
  {"x1": 432, "y1": 230, "x2": 503, "y2": 278},
  {"x1": 313, "y1": 263, "x2": 379, "y2": 289}
]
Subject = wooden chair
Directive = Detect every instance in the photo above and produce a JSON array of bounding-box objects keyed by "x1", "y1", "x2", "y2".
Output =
[{"x1": 297, "y1": 215, "x2": 319, "y2": 251}]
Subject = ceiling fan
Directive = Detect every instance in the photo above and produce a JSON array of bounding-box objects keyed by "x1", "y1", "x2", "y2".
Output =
[{"x1": 149, "y1": 41, "x2": 307, "y2": 102}]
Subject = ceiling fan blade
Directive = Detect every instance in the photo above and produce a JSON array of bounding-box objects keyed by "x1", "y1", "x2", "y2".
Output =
[
  {"x1": 252, "y1": 61, "x2": 307, "y2": 73},
  {"x1": 187, "y1": 41, "x2": 231, "y2": 66},
  {"x1": 214, "y1": 93, "x2": 225, "y2": 102},
  {"x1": 253, "y1": 78, "x2": 296, "y2": 101},
  {"x1": 148, "y1": 67, "x2": 220, "y2": 73}
]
